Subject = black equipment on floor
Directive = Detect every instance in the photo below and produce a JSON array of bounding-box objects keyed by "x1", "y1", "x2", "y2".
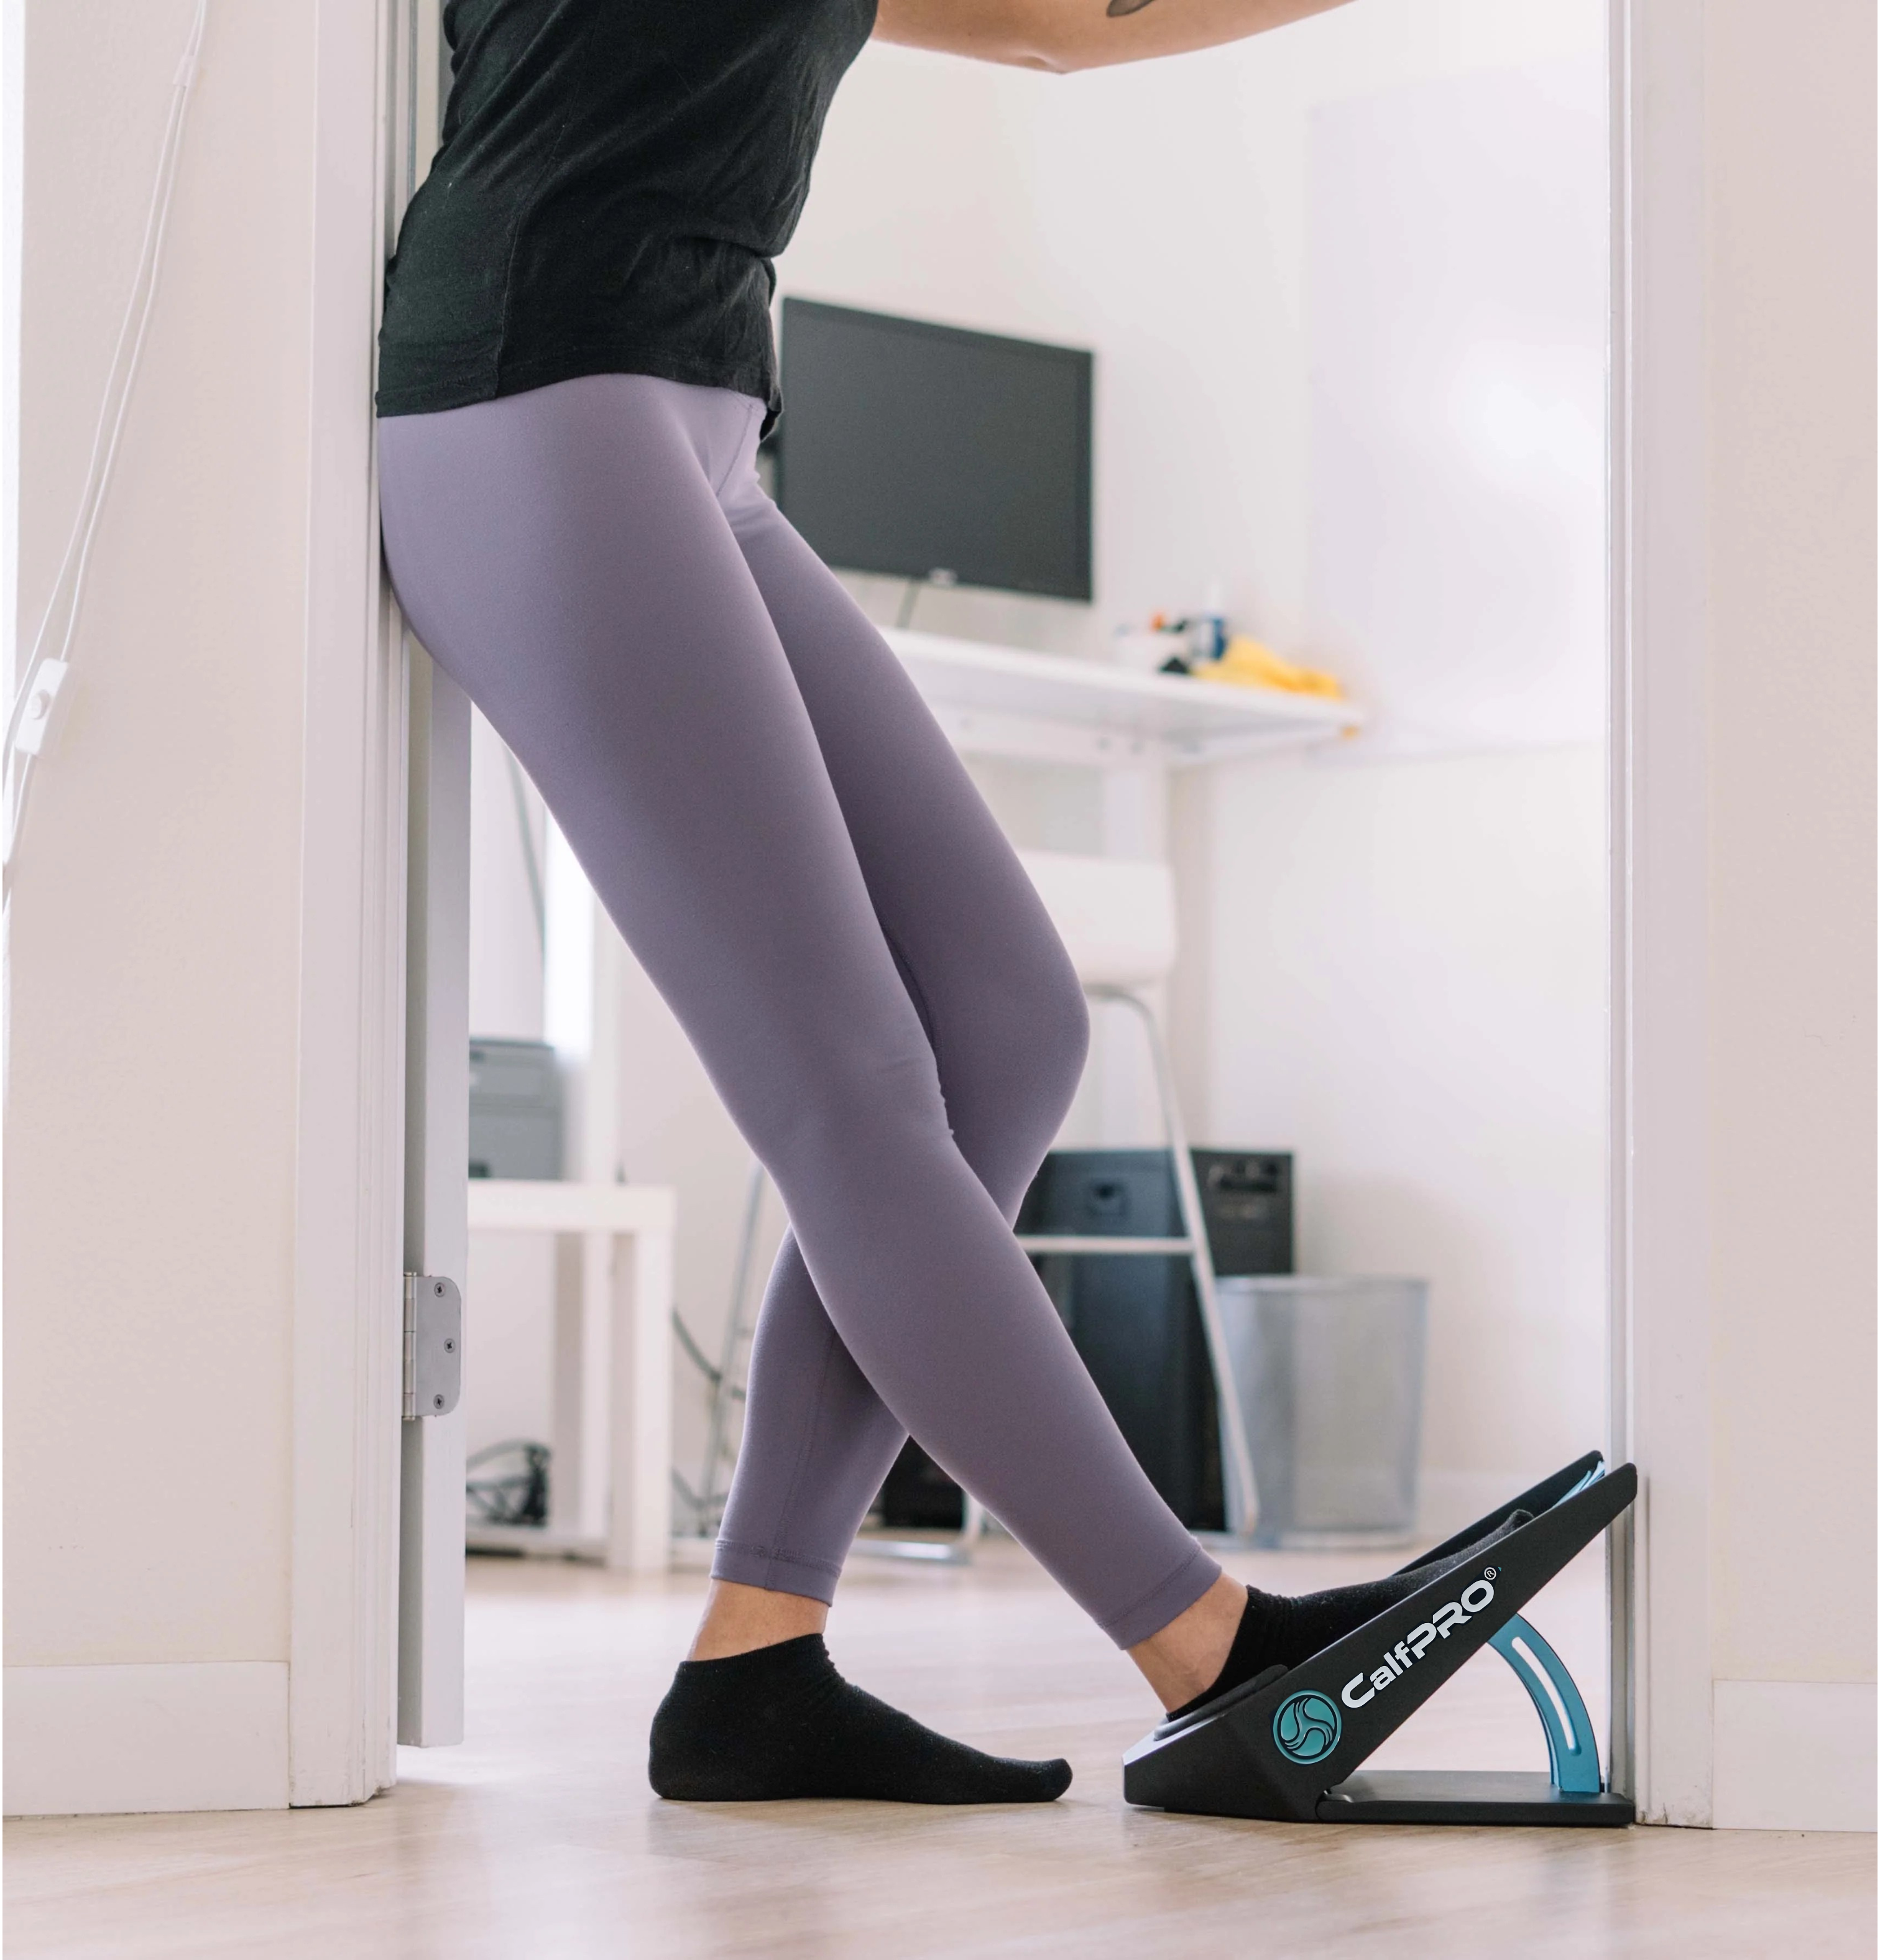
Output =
[
  {"x1": 1123, "y1": 1452, "x2": 1638, "y2": 1826},
  {"x1": 875, "y1": 1149, "x2": 1292, "y2": 1533},
  {"x1": 877, "y1": 1440, "x2": 974, "y2": 1530},
  {"x1": 465, "y1": 1438, "x2": 551, "y2": 1527}
]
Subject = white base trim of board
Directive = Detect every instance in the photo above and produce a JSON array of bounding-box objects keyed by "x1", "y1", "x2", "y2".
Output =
[
  {"x1": 1713, "y1": 1680, "x2": 1878, "y2": 1832},
  {"x1": 4, "y1": 1662, "x2": 289, "y2": 1816}
]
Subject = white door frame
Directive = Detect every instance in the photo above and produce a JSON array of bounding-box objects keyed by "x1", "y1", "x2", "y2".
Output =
[
  {"x1": 379, "y1": 0, "x2": 469, "y2": 1754},
  {"x1": 288, "y1": 0, "x2": 411, "y2": 1806},
  {"x1": 1606, "y1": 0, "x2": 1717, "y2": 1826},
  {"x1": 399, "y1": 645, "x2": 470, "y2": 1747},
  {"x1": 289, "y1": 0, "x2": 461, "y2": 1800}
]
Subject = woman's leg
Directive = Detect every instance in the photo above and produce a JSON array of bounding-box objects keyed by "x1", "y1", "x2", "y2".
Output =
[
  {"x1": 703, "y1": 464, "x2": 1251, "y2": 1701},
  {"x1": 706, "y1": 487, "x2": 1113, "y2": 1615},
  {"x1": 693, "y1": 422, "x2": 1538, "y2": 1721},
  {"x1": 379, "y1": 374, "x2": 1219, "y2": 1651}
]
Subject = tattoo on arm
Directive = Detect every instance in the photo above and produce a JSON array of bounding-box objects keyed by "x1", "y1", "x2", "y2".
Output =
[{"x1": 1106, "y1": 0, "x2": 1161, "y2": 14}]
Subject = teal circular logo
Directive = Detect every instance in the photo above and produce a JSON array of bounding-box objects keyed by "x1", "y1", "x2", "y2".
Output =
[{"x1": 1273, "y1": 1691, "x2": 1342, "y2": 1765}]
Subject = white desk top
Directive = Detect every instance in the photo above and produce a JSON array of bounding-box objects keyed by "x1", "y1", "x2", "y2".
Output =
[
  {"x1": 466, "y1": 1179, "x2": 675, "y2": 1234},
  {"x1": 882, "y1": 628, "x2": 1361, "y2": 768}
]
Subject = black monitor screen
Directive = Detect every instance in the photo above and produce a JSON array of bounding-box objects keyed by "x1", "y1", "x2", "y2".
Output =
[{"x1": 773, "y1": 299, "x2": 1093, "y2": 603}]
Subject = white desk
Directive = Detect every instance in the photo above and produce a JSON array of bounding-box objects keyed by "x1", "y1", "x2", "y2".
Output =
[
  {"x1": 465, "y1": 1179, "x2": 675, "y2": 1571},
  {"x1": 882, "y1": 628, "x2": 1362, "y2": 770}
]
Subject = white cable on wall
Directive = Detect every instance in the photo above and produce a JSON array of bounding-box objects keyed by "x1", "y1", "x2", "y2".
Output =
[{"x1": 2, "y1": 0, "x2": 208, "y2": 895}]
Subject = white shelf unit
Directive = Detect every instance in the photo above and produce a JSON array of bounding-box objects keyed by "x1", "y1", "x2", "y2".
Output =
[
  {"x1": 882, "y1": 628, "x2": 1361, "y2": 770},
  {"x1": 464, "y1": 1179, "x2": 675, "y2": 1571}
]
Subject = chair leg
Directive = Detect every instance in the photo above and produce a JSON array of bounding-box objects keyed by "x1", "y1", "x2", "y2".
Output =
[
  {"x1": 1087, "y1": 985, "x2": 1261, "y2": 1540},
  {"x1": 696, "y1": 1155, "x2": 768, "y2": 1532}
]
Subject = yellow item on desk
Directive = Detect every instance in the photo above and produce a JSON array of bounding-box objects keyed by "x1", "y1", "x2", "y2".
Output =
[{"x1": 1193, "y1": 635, "x2": 1344, "y2": 701}]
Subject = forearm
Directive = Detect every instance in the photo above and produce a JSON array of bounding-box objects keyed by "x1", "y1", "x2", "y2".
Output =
[{"x1": 872, "y1": 0, "x2": 1354, "y2": 76}]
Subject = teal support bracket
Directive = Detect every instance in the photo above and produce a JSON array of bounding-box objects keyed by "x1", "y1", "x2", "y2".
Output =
[{"x1": 1488, "y1": 1614, "x2": 1603, "y2": 1795}]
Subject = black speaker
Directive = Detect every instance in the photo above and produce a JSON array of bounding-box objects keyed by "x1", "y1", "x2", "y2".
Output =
[{"x1": 873, "y1": 1149, "x2": 1294, "y2": 1534}]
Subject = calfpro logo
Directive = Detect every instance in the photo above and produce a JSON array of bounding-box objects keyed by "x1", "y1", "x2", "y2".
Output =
[
  {"x1": 1340, "y1": 1571, "x2": 1498, "y2": 1709},
  {"x1": 1272, "y1": 1690, "x2": 1342, "y2": 1764}
]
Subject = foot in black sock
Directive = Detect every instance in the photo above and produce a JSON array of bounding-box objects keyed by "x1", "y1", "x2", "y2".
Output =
[
  {"x1": 648, "y1": 1634, "x2": 1072, "y2": 1804},
  {"x1": 1166, "y1": 1511, "x2": 1534, "y2": 1723}
]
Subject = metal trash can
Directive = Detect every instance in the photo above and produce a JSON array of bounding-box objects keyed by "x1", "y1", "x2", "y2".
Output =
[{"x1": 1216, "y1": 1276, "x2": 1428, "y2": 1549}]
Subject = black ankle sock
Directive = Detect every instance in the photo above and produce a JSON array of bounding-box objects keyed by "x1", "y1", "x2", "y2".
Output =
[
  {"x1": 1166, "y1": 1511, "x2": 1534, "y2": 1723},
  {"x1": 648, "y1": 1634, "x2": 1072, "y2": 1805}
]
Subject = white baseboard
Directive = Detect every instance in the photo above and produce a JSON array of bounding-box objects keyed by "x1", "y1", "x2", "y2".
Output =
[
  {"x1": 1713, "y1": 1680, "x2": 1878, "y2": 1832},
  {"x1": 4, "y1": 1662, "x2": 289, "y2": 1817}
]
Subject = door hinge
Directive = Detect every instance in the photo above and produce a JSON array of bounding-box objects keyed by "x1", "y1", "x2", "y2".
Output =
[{"x1": 403, "y1": 1273, "x2": 462, "y2": 1421}]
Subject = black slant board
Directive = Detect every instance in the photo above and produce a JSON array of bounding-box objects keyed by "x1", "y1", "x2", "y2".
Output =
[{"x1": 773, "y1": 298, "x2": 1093, "y2": 602}]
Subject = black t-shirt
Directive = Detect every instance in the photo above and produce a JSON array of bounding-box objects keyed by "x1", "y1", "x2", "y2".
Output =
[{"x1": 377, "y1": 0, "x2": 877, "y2": 425}]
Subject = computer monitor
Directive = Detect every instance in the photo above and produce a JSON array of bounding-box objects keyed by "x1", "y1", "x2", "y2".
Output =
[{"x1": 772, "y1": 298, "x2": 1094, "y2": 604}]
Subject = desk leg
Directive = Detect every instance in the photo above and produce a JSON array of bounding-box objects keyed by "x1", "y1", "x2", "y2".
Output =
[
  {"x1": 578, "y1": 1229, "x2": 613, "y2": 1546},
  {"x1": 549, "y1": 1233, "x2": 584, "y2": 1542},
  {"x1": 607, "y1": 1225, "x2": 674, "y2": 1571}
]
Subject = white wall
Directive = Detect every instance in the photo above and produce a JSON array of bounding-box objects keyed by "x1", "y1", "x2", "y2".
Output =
[
  {"x1": 1623, "y1": 0, "x2": 1876, "y2": 1831},
  {"x1": 1175, "y1": 747, "x2": 1605, "y2": 1522},
  {"x1": 468, "y1": 709, "x2": 546, "y2": 1043},
  {"x1": 1703, "y1": 0, "x2": 1874, "y2": 1749},
  {"x1": 6, "y1": 0, "x2": 314, "y2": 1664},
  {"x1": 5, "y1": 1, "x2": 308, "y2": 1803},
  {"x1": 5, "y1": 0, "x2": 400, "y2": 1815},
  {"x1": 786, "y1": 2, "x2": 1604, "y2": 657}
]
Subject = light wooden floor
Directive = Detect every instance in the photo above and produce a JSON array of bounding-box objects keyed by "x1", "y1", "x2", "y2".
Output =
[{"x1": 7, "y1": 1539, "x2": 1873, "y2": 1959}]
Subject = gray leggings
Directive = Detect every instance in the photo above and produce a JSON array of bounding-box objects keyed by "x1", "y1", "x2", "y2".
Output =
[{"x1": 379, "y1": 373, "x2": 1220, "y2": 1648}]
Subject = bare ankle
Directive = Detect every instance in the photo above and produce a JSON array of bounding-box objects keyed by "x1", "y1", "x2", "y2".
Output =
[
  {"x1": 1127, "y1": 1573, "x2": 1246, "y2": 1712},
  {"x1": 688, "y1": 1578, "x2": 830, "y2": 1661}
]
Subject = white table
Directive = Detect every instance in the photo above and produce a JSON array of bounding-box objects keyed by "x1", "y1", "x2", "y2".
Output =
[
  {"x1": 882, "y1": 627, "x2": 1361, "y2": 770},
  {"x1": 464, "y1": 1179, "x2": 675, "y2": 1571}
]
